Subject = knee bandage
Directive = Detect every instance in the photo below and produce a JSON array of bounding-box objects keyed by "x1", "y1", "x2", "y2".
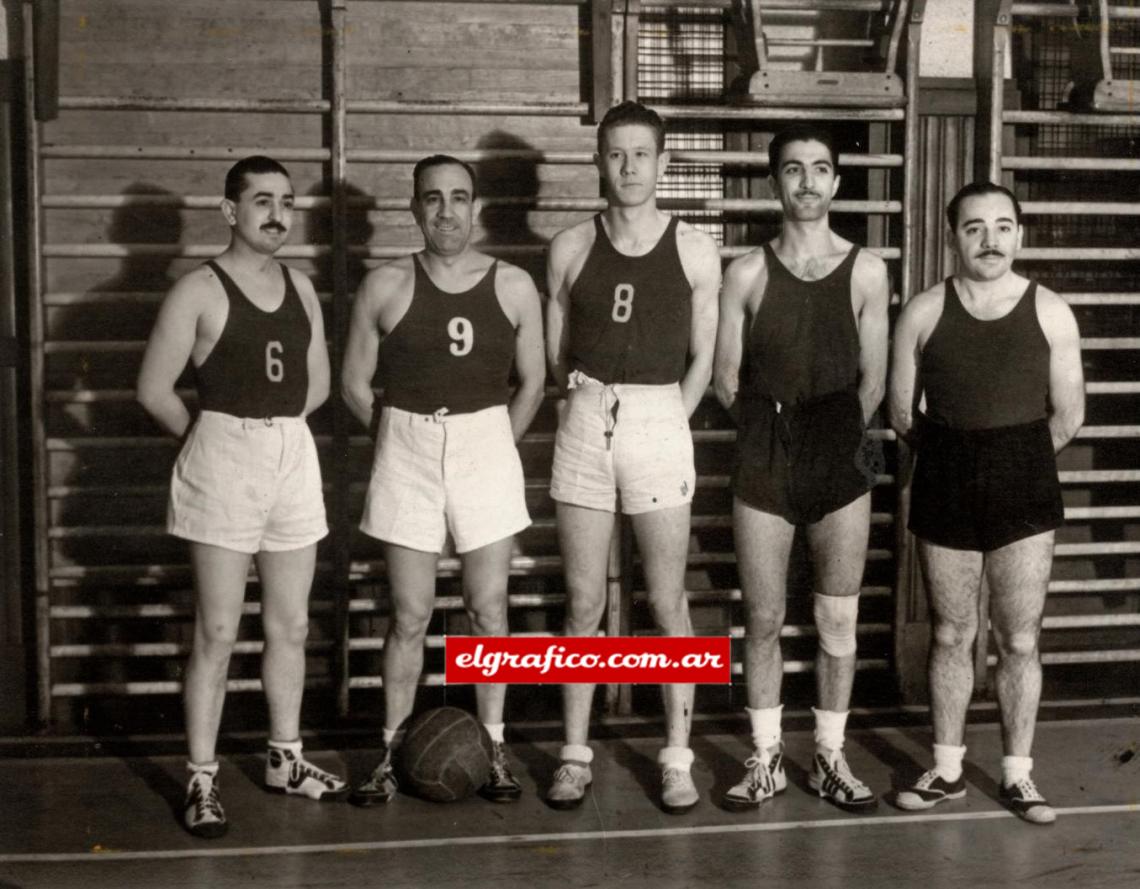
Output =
[{"x1": 813, "y1": 593, "x2": 859, "y2": 657}]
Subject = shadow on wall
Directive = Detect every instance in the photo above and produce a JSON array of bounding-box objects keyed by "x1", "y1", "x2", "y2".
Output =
[
  {"x1": 474, "y1": 131, "x2": 548, "y2": 287},
  {"x1": 304, "y1": 180, "x2": 377, "y2": 299},
  {"x1": 47, "y1": 185, "x2": 188, "y2": 732}
]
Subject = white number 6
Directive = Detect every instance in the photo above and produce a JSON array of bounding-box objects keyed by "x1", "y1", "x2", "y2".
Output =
[
  {"x1": 612, "y1": 283, "x2": 634, "y2": 323},
  {"x1": 448, "y1": 316, "x2": 474, "y2": 356},
  {"x1": 265, "y1": 341, "x2": 284, "y2": 382}
]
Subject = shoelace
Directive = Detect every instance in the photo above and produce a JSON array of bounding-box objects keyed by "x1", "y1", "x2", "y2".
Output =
[
  {"x1": 1010, "y1": 777, "x2": 1045, "y2": 802},
  {"x1": 741, "y1": 754, "x2": 775, "y2": 794},
  {"x1": 553, "y1": 763, "x2": 585, "y2": 785},
  {"x1": 489, "y1": 748, "x2": 512, "y2": 783},
  {"x1": 188, "y1": 776, "x2": 224, "y2": 822},
  {"x1": 826, "y1": 753, "x2": 870, "y2": 794},
  {"x1": 364, "y1": 760, "x2": 395, "y2": 790},
  {"x1": 662, "y1": 768, "x2": 691, "y2": 788},
  {"x1": 912, "y1": 768, "x2": 942, "y2": 790}
]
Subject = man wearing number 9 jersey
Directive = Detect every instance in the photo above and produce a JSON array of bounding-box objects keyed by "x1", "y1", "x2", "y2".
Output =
[
  {"x1": 544, "y1": 101, "x2": 721, "y2": 813},
  {"x1": 137, "y1": 156, "x2": 347, "y2": 839},
  {"x1": 341, "y1": 155, "x2": 546, "y2": 806}
]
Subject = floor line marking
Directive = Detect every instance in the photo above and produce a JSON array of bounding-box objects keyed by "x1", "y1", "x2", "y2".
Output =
[{"x1": 1, "y1": 803, "x2": 1136, "y2": 864}]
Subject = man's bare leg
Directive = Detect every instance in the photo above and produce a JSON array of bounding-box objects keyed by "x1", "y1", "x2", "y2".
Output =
[{"x1": 547, "y1": 502, "x2": 614, "y2": 808}]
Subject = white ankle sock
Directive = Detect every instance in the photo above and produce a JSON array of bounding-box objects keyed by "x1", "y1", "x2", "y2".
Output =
[
  {"x1": 1002, "y1": 755, "x2": 1033, "y2": 786},
  {"x1": 932, "y1": 743, "x2": 966, "y2": 782},
  {"x1": 746, "y1": 705, "x2": 782, "y2": 753},
  {"x1": 483, "y1": 722, "x2": 505, "y2": 744},
  {"x1": 382, "y1": 727, "x2": 405, "y2": 748},
  {"x1": 559, "y1": 744, "x2": 593, "y2": 765},
  {"x1": 658, "y1": 746, "x2": 695, "y2": 771},
  {"x1": 812, "y1": 707, "x2": 849, "y2": 754}
]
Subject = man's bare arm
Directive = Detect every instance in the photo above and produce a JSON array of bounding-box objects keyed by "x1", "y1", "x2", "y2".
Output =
[
  {"x1": 1039, "y1": 289, "x2": 1085, "y2": 452},
  {"x1": 341, "y1": 269, "x2": 388, "y2": 431},
  {"x1": 136, "y1": 274, "x2": 205, "y2": 439},
  {"x1": 678, "y1": 225, "x2": 722, "y2": 418},
  {"x1": 292, "y1": 269, "x2": 331, "y2": 417},
  {"x1": 888, "y1": 289, "x2": 939, "y2": 446},
  {"x1": 713, "y1": 253, "x2": 760, "y2": 423},
  {"x1": 544, "y1": 230, "x2": 577, "y2": 400},
  {"x1": 503, "y1": 265, "x2": 547, "y2": 442},
  {"x1": 853, "y1": 252, "x2": 890, "y2": 424}
]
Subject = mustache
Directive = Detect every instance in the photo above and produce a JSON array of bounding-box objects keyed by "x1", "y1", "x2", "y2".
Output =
[
  {"x1": 978, "y1": 249, "x2": 1004, "y2": 258},
  {"x1": 796, "y1": 190, "x2": 820, "y2": 198}
]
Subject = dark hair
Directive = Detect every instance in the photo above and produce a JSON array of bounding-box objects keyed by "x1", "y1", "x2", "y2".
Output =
[
  {"x1": 413, "y1": 154, "x2": 478, "y2": 200},
  {"x1": 767, "y1": 125, "x2": 839, "y2": 176},
  {"x1": 597, "y1": 100, "x2": 667, "y2": 154},
  {"x1": 224, "y1": 155, "x2": 291, "y2": 202},
  {"x1": 946, "y1": 181, "x2": 1022, "y2": 229}
]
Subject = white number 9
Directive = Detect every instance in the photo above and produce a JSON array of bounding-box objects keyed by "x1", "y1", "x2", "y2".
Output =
[
  {"x1": 265, "y1": 341, "x2": 284, "y2": 382},
  {"x1": 448, "y1": 316, "x2": 474, "y2": 356},
  {"x1": 612, "y1": 283, "x2": 634, "y2": 323}
]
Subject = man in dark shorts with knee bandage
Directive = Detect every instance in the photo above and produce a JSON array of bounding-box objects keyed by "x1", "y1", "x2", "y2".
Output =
[
  {"x1": 714, "y1": 125, "x2": 890, "y2": 812},
  {"x1": 544, "y1": 101, "x2": 721, "y2": 814},
  {"x1": 890, "y1": 181, "x2": 1084, "y2": 824},
  {"x1": 341, "y1": 155, "x2": 545, "y2": 806},
  {"x1": 138, "y1": 155, "x2": 347, "y2": 839}
]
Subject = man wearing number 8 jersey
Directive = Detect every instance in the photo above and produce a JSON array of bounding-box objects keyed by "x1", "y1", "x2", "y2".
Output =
[
  {"x1": 341, "y1": 155, "x2": 546, "y2": 806},
  {"x1": 138, "y1": 156, "x2": 347, "y2": 839},
  {"x1": 544, "y1": 101, "x2": 722, "y2": 813}
]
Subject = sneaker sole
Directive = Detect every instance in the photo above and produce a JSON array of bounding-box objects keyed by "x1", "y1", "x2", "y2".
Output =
[
  {"x1": 348, "y1": 792, "x2": 397, "y2": 808},
  {"x1": 662, "y1": 799, "x2": 699, "y2": 815},
  {"x1": 185, "y1": 821, "x2": 228, "y2": 840},
  {"x1": 809, "y1": 778, "x2": 879, "y2": 813},
  {"x1": 722, "y1": 785, "x2": 786, "y2": 812},
  {"x1": 1005, "y1": 803, "x2": 1056, "y2": 825},
  {"x1": 265, "y1": 784, "x2": 351, "y2": 802},
  {"x1": 546, "y1": 782, "x2": 591, "y2": 810},
  {"x1": 822, "y1": 794, "x2": 880, "y2": 813},
  {"x1": 479, "y1": 787, "x2": 523, "y2": 804},
  {"x1": 895, "y1": 788, "x2": 966, "y2": 811}
]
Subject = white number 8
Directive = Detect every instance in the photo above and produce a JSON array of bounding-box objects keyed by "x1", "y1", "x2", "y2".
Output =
[
  {"x1": 448, "y1": 316, "x2": 474, "y2": 356},
  {"x1": 265, "y1": 341, "x2": 284, "y2": 382},
  {"x1": 612, "y1": 283, "x2": 634, "y2": 323}
]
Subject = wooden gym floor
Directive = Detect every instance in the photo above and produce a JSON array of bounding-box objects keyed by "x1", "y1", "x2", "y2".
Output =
[{"x1": 0, "y1": 716, "x2": 1136, "y2": 889}]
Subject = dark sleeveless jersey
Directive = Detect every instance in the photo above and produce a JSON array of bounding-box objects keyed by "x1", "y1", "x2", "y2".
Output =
[
  {"x1": 567, "y1": 215, "x2": 691, "y2": 384},
  {"x1": 740, "y1": 242, "x2": 862, "y2": 406},
  {"x1": 377, "y1": 256, "x2": 515, "y2": 414},
  {"x1": 921, "y1": 278, "x2": 1050, "y2": 430},
  {"x1": 196, "y1": 260, "x2": 310, "y2": 418}
]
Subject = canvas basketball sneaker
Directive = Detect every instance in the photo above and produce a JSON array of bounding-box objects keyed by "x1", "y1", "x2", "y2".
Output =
[
  {"x1": 349, "y1": 743, "x2": 399, "y2": 807},
  {"x1": 265, "y1": 744, "x2": 349, "y2": 801},
  {"x1": 896, "y1": 768, "x2": 967, "y2": 811},
  {"x1": 724, "y1": 742, "x2": 787, "y2": 810},
  {"x1": 184, "y1": 764, "x2": 227, "y2": 839},
  {"x1": 809, "y1": 748, "x2": 878, "y2": 812},
  {"x1": 480, "y1": 741, "x2": 523, "y2": 803}
]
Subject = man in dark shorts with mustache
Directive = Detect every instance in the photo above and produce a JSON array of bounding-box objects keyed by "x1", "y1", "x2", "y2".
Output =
[
  {"x1": 890, "y1": 181, "x2": 1084, "y2": 824},
  {"x1": 714, "y1": 124, "x2": 890, "y2": 813}
]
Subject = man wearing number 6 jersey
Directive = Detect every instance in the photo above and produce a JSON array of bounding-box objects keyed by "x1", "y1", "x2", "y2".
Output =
[
  {"x1": 341, "y1": 155, "x2": 546, "y2": 806},
  {"x1": 544, "y1": 101, "x2": 721, "y2": 813},
  {"x1": 137, "y1": 155, "x2": 347, "y2": 840}
]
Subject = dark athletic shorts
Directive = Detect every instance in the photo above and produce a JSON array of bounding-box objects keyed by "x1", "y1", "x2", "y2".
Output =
[
  {"x1": 909, "y1": 415, "x2": 1064, "y2": 552},
  {"x1": 732, "y1": 387, "x2": 879, "y2": 525}
]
